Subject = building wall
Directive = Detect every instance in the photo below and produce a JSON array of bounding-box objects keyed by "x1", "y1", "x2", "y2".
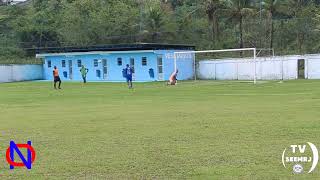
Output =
[
  {"x1": 306, "y1": 55, "x2": 320, "y2": 79},
  {"x1": 198, "y1": 55, "x2": 320, "y2": 80},
  {"x1": 43, "y1": 52, "x2": 159, "y2": 82},
  {"x1": 42, "y1": 50, "x2": 195, "y2": 82},
  {"x1": 155, "y1": 50, "x2": 194, "y2": 81},
  {"x1": 0, "y1": 64, "x2": 43, "y2": 83}
]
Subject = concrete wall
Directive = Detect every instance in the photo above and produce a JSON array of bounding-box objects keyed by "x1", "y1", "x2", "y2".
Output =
[
  {"x1": 197, "y1": 54, "x2": 320, "y2": 80},
  {"x1": 44, "y1": 52, "x2": 158, "y2": 82},
  {"x1": 42, "y1": 50, "x2": 195, "y2": 82},
  {"x1": 155, "y1": 50, "x2": 194, "y2": 81},
  {"x1": 0, "y1": 64, "x2": 43, "y2": 83}
]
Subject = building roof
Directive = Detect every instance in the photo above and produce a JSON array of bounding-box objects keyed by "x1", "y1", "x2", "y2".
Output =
[
  {"x1": 35, "y1": 43, "x2": 195, "y2": 55},
  {"x1": 36, "y1": 50, "x2": 156, "y2": 58}
]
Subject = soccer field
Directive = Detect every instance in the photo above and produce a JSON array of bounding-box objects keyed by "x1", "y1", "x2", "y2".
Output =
[{"x1": 0, "y1": 80, "x2": 320, "y2": 179}]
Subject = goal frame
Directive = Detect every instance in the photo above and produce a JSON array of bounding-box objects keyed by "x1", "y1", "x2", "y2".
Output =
[{"x1": 173, "y1": 48, "x2": 257, "y2": 84}]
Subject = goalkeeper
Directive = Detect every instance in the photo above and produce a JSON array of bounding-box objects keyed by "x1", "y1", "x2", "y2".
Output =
[{"x1": 167, "y1": 69, "x2": 178, "y2": 85}]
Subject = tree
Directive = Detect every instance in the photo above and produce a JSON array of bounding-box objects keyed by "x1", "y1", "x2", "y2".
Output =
[
  {"x1": 59, "y1": 0, "x2": 139, "y2": 45},
  {"x1": 146, "y1": 4, "x2": 165, "y2": 41},
  {"x1": 142, "y1": 0, "x2": 178, "y2": 42},
  {"x1": 285, "y1": 0, "x2": 319, "y2": 53},
  {"x1": 11, "y1": 0, "x2": 63, "y2": 48},
  {"x1": 226, "y1": 0, "x2": 255, "y2": 49},
  {"x1": 261, "y1": 0, "x2": 289, "y2": 49},
  {"x1": 205, "y1": 0, "x2": 225, "y2": 42}
]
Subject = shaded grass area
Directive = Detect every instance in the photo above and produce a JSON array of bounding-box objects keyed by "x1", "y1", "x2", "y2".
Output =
[{"x1": 0, "y1": 80, "x2": 320, "y2": 179}]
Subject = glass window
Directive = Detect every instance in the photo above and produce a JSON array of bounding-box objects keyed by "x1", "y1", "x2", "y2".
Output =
[
  {"x1": 103, "y1": 59, "x2": 107, "y2": 75},
  {"x1": 157, "y1": 56, "x2": 163, "y2": 65},
  {"x1": 62, "y1": 60, "x2": 66, "y2": 67},
  {"x1": 117, "y1": 58, "x2": 122, "y2": 66},
  {"x1": 94, "y1": 59, "x2": 98, "y2": 67},
  {"x1": 157, "y1": 55, "x2": 163, "y2": 73},
  {"x1": 142, "y1": 57, "x2": 147, "y2": 66},
  {"x1": 47, "y1": 60, "x2": 51, "y2": 68},
  {"x1": 77, "y1": 60, "x2": 82, "y2": 67},
  {"x1": 63, "y1": 71, "x2": 68, "y2": 78},
  {"x1": 130, "y1": 58, "x2": 135, "y2": 73},
  {"x1": 96, "y1": 70, "x2": 101, "y2": 78}
]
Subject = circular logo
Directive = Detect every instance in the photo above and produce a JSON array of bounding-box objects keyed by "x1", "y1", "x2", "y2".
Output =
[
  {"x1": 282, "y1": 142, "x2": 319, "y2": 174},
  {"x1": 293, "y1": 164, "x2": 303, "y2": 174}
]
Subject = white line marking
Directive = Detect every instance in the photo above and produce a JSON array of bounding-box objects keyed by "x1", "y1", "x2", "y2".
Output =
[{"x1": 216, "y1": 93, "x2": 312, "y2": 96}]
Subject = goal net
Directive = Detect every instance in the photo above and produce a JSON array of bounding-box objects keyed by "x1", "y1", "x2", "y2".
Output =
[{"x1": 174, "y1": 48, "x2": 258, "y2": 84}]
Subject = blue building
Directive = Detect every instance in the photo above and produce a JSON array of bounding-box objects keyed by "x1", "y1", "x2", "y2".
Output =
[{"x1": 36, "y1": 44, "x2": 195, "y2": 82}]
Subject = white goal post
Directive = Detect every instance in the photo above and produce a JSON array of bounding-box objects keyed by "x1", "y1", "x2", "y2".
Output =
[{"x1": 173, "y1": 48, "x2": 257, "y2": 84}]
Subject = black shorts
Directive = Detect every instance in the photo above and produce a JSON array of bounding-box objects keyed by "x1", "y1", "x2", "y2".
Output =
[{"x1": 54, "y1": 76, "x2": 61, "y2": 82}]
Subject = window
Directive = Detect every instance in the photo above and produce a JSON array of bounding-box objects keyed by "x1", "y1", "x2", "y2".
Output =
[
  {"x1": 63, "y1": 71, "x2": 68, "y2": 78},
  {"x1": 68, "y1": 60, "x2": 73, "y2": 80},
  {"x1": 157, "y1": 56, "x2": 163, "y2": 66},
  {"x1": 96, "y1": 70, "x2": 101, "y2": 78},
  {"x1": 102, "y1": 59, "x2": 108, "y2": 76},
  {"x1": 47, "y1": 60, "x2": 51, "y2": 68},
  {"x1": 130, "y1": 58, "x2": 135, "y2": 73},
  {"x1": 117, "y1": 58, "x2": 122, "y2": 66},
  {"x1": 62, "y1": 60, "x2": 66, "y2": 67},
  {"x1": 142, "y1": 57, "x2": 147, "y2": 66},
  {"x1": 157, "y1": 56, "x2": 163, "y2": 73},
  {"x1": 77, "y1": 60, "x2": 82, "y2": 67},
  {"x1": 94, "y1": 59, "x2": 99, "y2": 67}
]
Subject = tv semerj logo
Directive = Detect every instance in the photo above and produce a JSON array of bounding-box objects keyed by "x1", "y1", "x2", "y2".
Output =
[
  {"x1": 5, "y1": 141, "x2": 36, "y2": 170},
  {"x1": 282, "y1": 142, "x2": 318, "y2": 174}
]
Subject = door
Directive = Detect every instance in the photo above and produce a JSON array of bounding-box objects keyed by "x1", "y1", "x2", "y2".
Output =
[
  {"x1": 298, "y1": 59, "x2": 305, "y2": 79},
  {"x1": 157, "y1": 55, "x2": 163, "y2": 80},
  {"x1": 102, "y1": 59, "x2": 108, "y2": 79},
  {"x1": 68, "y1": 60, "x2": 73, "y2": 80},
  {"x1": 130, "y1": 58, "x2": 135, "y2": 80}
]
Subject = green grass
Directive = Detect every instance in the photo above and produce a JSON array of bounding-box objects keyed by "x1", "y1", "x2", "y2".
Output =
[{"x1": 0, "y1": 80, "x2": 320, "y2": 179}]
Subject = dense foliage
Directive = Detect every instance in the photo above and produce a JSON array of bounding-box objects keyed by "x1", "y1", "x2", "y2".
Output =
[{"x1": 1, "y1": 0, "x2": 320, "y2": 63}]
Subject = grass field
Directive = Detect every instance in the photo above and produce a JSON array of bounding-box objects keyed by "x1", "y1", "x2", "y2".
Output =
[{"x1": 0, "y1": 80, "x2": 320, "y2": 179}]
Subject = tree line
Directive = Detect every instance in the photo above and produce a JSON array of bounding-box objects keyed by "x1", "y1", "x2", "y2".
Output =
[{"x1": 0, "y1": 0, "x2": 320, "y2": 63}]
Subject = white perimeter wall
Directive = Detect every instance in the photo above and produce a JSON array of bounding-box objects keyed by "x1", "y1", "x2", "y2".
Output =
[
  {"x1": 0, "y1": 64, "x2": 43, "y2": 83},
  {"x1": 198, "y1": 54, "x2": 320, "y2": 80}
]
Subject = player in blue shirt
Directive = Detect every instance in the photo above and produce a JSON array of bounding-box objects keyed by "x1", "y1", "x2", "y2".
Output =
[{"x1": 125, "y1": 64, "x2": 133, "y2": 89}]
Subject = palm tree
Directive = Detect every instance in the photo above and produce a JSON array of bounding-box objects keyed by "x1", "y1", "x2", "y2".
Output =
[
  {"x1": 146, "y1": 5, "x2": 165, "y2": 42},
  {"x1": 205, "y1": 0, "x2": 224, "y2": 42},
  {"x1": 261, "y1": 0, "x2": 288, "y2": 50},
  {"x1": 226, "y1": 0, "x2": 255, "y2": 49}
]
